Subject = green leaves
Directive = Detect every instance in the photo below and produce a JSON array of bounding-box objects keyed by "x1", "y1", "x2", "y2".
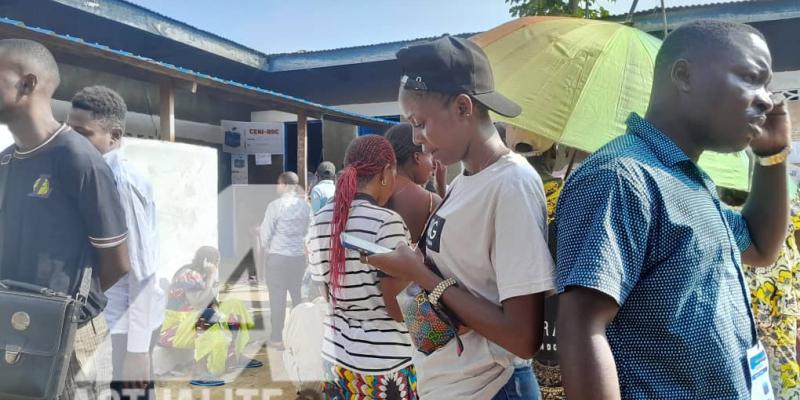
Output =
[{"x1": 505, "y1": 0, "x2": 613, "y2": 19}]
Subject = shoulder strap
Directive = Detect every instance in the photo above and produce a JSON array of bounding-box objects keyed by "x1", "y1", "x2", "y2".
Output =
[
  {"x1": 0, "y1": 153, "x2": 11, "y2": 278},
  {"x1": 0, "y1": 153, "x2": 11, "y2": 213}
]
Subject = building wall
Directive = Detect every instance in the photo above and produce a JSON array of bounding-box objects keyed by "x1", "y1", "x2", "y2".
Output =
[
  {"x1": 322, "y1": 120, "x2": 358, "y2": 168},
  {"x1": 771, "y1": 71, "x2": 800, "y2": 139},
  {"x1": 771, "y1": 70, "x2": 800, "y2": 162}
]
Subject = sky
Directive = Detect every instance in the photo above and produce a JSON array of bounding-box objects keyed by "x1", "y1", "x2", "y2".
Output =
[{"x1": 127, "y1": 0, "x2": 723, "y2": 54}]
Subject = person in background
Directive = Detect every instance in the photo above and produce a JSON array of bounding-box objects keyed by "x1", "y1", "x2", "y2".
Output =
[
  {"x1": 424, "y1": 159, "x2": 448, "y2": 199},
  {"x1": 555, "y1": 21, "x2": 790, "y2": 399},
  {"x1": 385, "y1": 123, "x2": 441, "y2": 240},
  {"x1": 368, "y1": 35, "x2": 554, "y2": 400},
  {"x1": 0, "y1": 38, "x2": 131, "y2": 400},
  {"x1": 259, "y1": 172, "x2": 312, "y2": 350},
  {"x1": 306, "y1": 171, "x2": 318, "y2": 196},
  {"x1": 720, "y1": 181, "x2": 800, "y2": 400},
  {"x1": 308, "y1": 135, "x2": 417, "y2": 400},
  {"x1": 157, "y1": 247, "x2": 255, "y2": 384},
  {"x1": 67, "y1": 85, "x2": 162, "y2": 397},
  {"x1": 311, "y1": 161, "x2": 336, "y2": 213}
]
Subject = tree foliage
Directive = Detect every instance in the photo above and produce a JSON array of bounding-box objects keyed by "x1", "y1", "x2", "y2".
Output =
[{"x1": 506, "y1": 0, "x2": 613, "y2": 19}]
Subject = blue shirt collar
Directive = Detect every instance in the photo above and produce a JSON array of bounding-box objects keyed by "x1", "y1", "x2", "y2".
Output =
[
  {"x1": 626, "y1": 113, "x2": 691, "y2": 167},
  {"x1": 626, "y1": 113, "x2": 719, "y2": 193}
]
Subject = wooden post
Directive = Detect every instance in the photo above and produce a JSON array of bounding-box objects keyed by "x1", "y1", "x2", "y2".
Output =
[
  {"x1": 160, "y1": 80, "x2": 175, "y2": 142},
  {"x1": 297, "y1": 112, "x2": 308, "y2": 193}
]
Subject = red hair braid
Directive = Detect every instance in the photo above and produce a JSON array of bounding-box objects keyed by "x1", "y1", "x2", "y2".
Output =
[{"x1": 329, "y1": 135, "x2": 396, "y2": 296}]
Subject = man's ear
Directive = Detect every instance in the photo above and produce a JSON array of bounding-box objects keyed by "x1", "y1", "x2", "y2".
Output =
[
  {"x1": 671, "y1": 59, "x2": 692, "y2": 93},
  {"x1": 19, "y1": 73, "x2": 38, "y2": 95},
  {"x1": 111, "y1": 127, "x2": 123, "y2": 144}
]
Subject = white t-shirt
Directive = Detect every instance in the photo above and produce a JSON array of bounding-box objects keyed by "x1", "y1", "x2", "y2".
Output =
[{"x1": 414, "y1": 152, "x2": 555, "y2": 400}]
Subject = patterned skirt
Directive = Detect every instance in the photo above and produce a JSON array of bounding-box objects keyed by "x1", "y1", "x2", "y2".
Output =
[{"x1": 321, "y1": 360, "x2": 418, "y2": 400}]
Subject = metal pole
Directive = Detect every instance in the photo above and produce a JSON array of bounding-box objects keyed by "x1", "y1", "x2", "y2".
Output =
[
  {"x1": 625, "y1": 0, "x2": 640, "y2": 24},
  {"x1": 661, "y1": 0, "x2": 669, "y2": 37},
  {"x1": 564, "y1": 149, "x2": 579, "y2": 179}
]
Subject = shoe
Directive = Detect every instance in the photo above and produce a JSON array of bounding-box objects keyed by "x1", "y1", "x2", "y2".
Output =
[{"x1": 190, "y1": 378, "x2": 225, "y2": 387}]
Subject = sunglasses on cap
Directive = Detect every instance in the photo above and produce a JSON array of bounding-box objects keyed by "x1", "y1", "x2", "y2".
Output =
[{"x1": 401, "y1": 75, "x2": 428, "y2": 92}]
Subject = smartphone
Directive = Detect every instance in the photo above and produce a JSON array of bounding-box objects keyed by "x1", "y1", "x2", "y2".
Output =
[{"x1": 340, "y1": 232, "x2": 392, "y2": 256}]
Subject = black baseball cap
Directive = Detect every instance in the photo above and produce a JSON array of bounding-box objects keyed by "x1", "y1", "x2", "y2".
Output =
[{"x1": 396, "y1": 35, "x2": 521, "y2": 118}]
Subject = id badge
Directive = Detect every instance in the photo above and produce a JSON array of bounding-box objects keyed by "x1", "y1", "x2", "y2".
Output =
[{"x1": 747, "y1": 342, "x2": 774, "y2": 400}]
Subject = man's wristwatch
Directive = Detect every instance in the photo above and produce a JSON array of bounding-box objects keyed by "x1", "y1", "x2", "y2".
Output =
[
  {"x1": 428, "y1": 278, "x2": 458, "y2": 306},
  {"x1": 755, "y1": 146, "x2": 791, "y2": 166}
]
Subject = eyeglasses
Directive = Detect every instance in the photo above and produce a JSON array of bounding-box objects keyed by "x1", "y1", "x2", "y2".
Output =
[{"x1": 401, "y1": 75, "x2": 428, "y2": 91}]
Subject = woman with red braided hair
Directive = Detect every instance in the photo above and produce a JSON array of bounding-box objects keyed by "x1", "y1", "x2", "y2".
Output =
[{"x1": 307, "y1": 135, "x2": 418, "y2": 400}]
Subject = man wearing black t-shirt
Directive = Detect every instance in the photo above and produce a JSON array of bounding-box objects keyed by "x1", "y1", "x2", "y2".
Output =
[{"x1": 0, "y1": 39, "x2": 130, "y2": 399}]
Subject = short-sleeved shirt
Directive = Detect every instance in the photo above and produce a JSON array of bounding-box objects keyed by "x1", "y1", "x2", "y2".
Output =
[
  {"x1": 0, "y1": 126, "x2": 128, "y2": 324},
  {"x1": 416, "y1": 152, "x2": 555, "y2": 400},
  {"x1": 310, "y1": 180, "x2": 335, "y2": 214},
  {"x1": 308, "y1": 194, "x2": 413, "y2": 374},
  {"x1": 555, "y1": 113, "x2": 756, "y2": 399}
]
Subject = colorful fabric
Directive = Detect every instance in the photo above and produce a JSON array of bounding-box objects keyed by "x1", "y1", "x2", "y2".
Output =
[
  {"x1": 322, "y1": 361, "x2": 418, "y2": 400},
  {"x1": 159, "y1": 299, "x2": 253, "y2": 376},
  {"x1": 746, "y1": 208, "x2": 800, "y2": 399},
  {"x1": 167, "y1": 268, "x2": 209, "y2": 311},
  {"x1": 403, "y1": 289, "x2": 461, "y2": 356},
  {"x1": 543, "y1": 179, "x2": 563, "y2": 224}
]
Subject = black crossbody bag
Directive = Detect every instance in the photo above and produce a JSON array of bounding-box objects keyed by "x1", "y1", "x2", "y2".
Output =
[{"x1": 0, "y1": 153, "x2": 92, "y2": 400}]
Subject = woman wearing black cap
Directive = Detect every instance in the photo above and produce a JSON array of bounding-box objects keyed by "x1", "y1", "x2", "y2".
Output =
[{"x1": 367, "y1": 35, "x2": 554, "y2": 400}]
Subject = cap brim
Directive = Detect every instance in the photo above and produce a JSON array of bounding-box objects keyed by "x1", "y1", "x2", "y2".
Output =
[{"x1": 472, "y1": 91, "x2": 522, "y2": 118}]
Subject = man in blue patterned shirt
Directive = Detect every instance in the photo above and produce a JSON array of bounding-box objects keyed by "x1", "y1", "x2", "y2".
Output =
[{"x1": 555, "y1": 21, "x2": 791, "y2": 399}]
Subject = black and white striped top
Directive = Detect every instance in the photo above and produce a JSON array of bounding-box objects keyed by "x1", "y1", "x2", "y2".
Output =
[{"x1": 308, "y1": 195, "x2": 413, "y2": 374}]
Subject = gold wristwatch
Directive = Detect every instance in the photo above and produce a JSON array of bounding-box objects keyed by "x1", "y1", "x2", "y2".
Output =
[
  {"x1": 428, "y1": 278, "x2": 458, "y2": 306},
  {"x1": 755, "y1": 146, "x2": 791, "y2": 166}
]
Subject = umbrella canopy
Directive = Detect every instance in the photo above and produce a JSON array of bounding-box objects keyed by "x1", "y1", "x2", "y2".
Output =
[{"x1": 473, "y1": 17, "x2": 751, "y2": 191}]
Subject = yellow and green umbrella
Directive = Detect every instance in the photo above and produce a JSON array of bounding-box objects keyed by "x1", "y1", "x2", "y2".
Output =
[{"x1": 473, "y1": 17, "x2": 751, "y2": 191}]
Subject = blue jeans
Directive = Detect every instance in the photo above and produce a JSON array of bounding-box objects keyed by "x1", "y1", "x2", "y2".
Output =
[{"x1": 492, "y1": 366, "x2": 541, "y2": 400}]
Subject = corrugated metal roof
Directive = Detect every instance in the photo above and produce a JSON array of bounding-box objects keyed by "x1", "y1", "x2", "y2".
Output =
[
  {"x1": 267, "y1": 32, "x2": 477, "y2": 58},
  {"x1": 615, "y1": 0, "x2": 755, "y2": 17},
  {"x1": 51, "y1": 0, "x2": 269, "y2": 69},
  {"x1": 265, "y1": 32, "x2": 476, "y2": 72},
  {"x1": 609, "y1": 0, "x2": 800, "y2": 28},
  {"x1": 111, "y1": 0, "x2": 269, "y2": 57},
  {"x1": 0, "y1": 15, "x2": 393, "y2": 127},
  {"x1": 54, "y1": 0, "x2": 474, "y2": 72}
]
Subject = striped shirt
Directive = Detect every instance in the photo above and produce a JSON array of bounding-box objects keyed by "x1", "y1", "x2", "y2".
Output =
[
  {"x1": 260, "y1": 191, "x2": 312, "y2": 257},
  {"x1": 308, "y1": 194, "x2": 413, "y2": 374}
]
